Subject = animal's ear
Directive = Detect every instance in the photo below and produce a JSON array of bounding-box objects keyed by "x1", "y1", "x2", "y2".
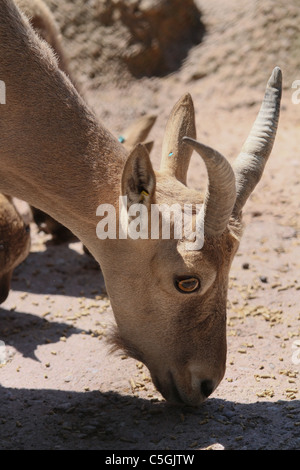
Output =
[
  {"x1": 160, "y1": 93, "x2": 196, "y2": 185},
  {"x1": 143, "y1": 141, "x2": 154, "y2": 154},
  {"x1": 119, "y1": 115, "x2": 157, "y2": 150},
  {"x1": 121, "y1": 144, "x2": 156, "y2": 208}
]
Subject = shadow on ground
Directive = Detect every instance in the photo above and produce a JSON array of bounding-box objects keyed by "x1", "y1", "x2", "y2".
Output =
[
  {"x1": 10, "y1": 244, "x2": 104, "y2": 299},
  {"x1": 0, "y1": 307, "x2": 87, "y2": 360},
  {"x1": 0, "y1": 385, "x2": 298, "y2": 450}
]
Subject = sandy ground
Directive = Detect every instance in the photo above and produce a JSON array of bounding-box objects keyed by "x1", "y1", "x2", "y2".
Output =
[{"x1": 0, "y1": 0, "x2": 299, "y2": 450}]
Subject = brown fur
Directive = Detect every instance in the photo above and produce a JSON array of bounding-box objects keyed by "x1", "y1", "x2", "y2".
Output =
[
  {"x1": 0, "y1": 0, "x2": 280, "y2": 406},
  {"x1": 15, "y1": 0, "x2": 78, "y2": 242},
  {"x1": 17, "y1": 1, "x2": 157, "y2": 242},
  {"x1": 15, "y1": 0, "x2": 71, "y2": 77},
  {"x1": 0, "y1": 195, "x2": 31, "y2": 303}
]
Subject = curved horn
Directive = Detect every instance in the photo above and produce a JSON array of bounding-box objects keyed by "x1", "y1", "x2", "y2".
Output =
[
  {"x1": 160, "y1": 93, "x2": 196, "y2": 185},
  {"x1": 232, "y1": 67, "x2": 282, "y2": 217},
  {"x1": 183, "y1": 137, "x2": 236, "y2": 237}
]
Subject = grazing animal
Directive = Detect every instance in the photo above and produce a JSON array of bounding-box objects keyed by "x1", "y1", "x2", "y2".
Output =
[
  {"x1": 0, "y1": 0, "x2": 281, "y2": 406},
  {"x1": 0, "y1": 195, "x2": 31, "y2": 304}
]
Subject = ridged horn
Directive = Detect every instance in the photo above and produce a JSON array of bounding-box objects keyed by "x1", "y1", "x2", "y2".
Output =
[
  {"x1": 232, "y1": 67, "x2": 282, "y2": 217},
  {"x1": 160, "y1": 93, "x2": 196, "y2": 185},
  {"x1": 183, "y1": 137, "x2": 236, "y2": 237}
]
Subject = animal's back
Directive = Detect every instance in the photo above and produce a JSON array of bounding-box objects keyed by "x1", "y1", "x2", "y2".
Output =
[{"x1": 15, "y1": 0, "x2": 70, "y2": 75}]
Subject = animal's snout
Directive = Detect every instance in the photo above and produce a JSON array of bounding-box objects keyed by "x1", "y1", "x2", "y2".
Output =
[{"x1": 152, "y1": 369, "x2": 218, "y2": 407}]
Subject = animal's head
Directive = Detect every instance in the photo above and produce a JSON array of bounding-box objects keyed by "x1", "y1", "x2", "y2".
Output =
[
  {"x1": 101, "y1": 68, "x2": 282, "y2": 406},
  {"x1": 0, "y1": 195, "x2": 31, "y2": 304}
]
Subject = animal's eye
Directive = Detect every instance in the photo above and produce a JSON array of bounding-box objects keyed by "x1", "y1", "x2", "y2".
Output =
[
  {"x1": 24, "y1": 223, "x2": 30, "y2": 233},
  {"x1": 175, "y1": 277, "x2": 200, "y2": 294}
]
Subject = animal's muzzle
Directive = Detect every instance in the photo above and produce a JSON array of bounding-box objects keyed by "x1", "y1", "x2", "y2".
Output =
[{"x1": 152, "y1": 370, "x2": 215, "y2": 407}]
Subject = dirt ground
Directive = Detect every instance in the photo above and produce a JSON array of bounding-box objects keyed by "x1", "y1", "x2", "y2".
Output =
[{"x1": 0, "y1": 0, "x2": 299, "y2": 450}]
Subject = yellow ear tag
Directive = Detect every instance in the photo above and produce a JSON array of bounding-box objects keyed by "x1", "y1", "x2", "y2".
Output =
[{"x1": 140, "y1": 190, "x2": 149, "y2": 202}]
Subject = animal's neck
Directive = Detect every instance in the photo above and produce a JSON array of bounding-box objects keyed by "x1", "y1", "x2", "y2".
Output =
[{"x1": 0, "y1": 0, "x2": 127, "y2": 258}]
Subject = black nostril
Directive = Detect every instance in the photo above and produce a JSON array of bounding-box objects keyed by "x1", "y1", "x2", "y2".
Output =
[{"x1": 201, "y1": 380, "x2": 214, "y2": 398}]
